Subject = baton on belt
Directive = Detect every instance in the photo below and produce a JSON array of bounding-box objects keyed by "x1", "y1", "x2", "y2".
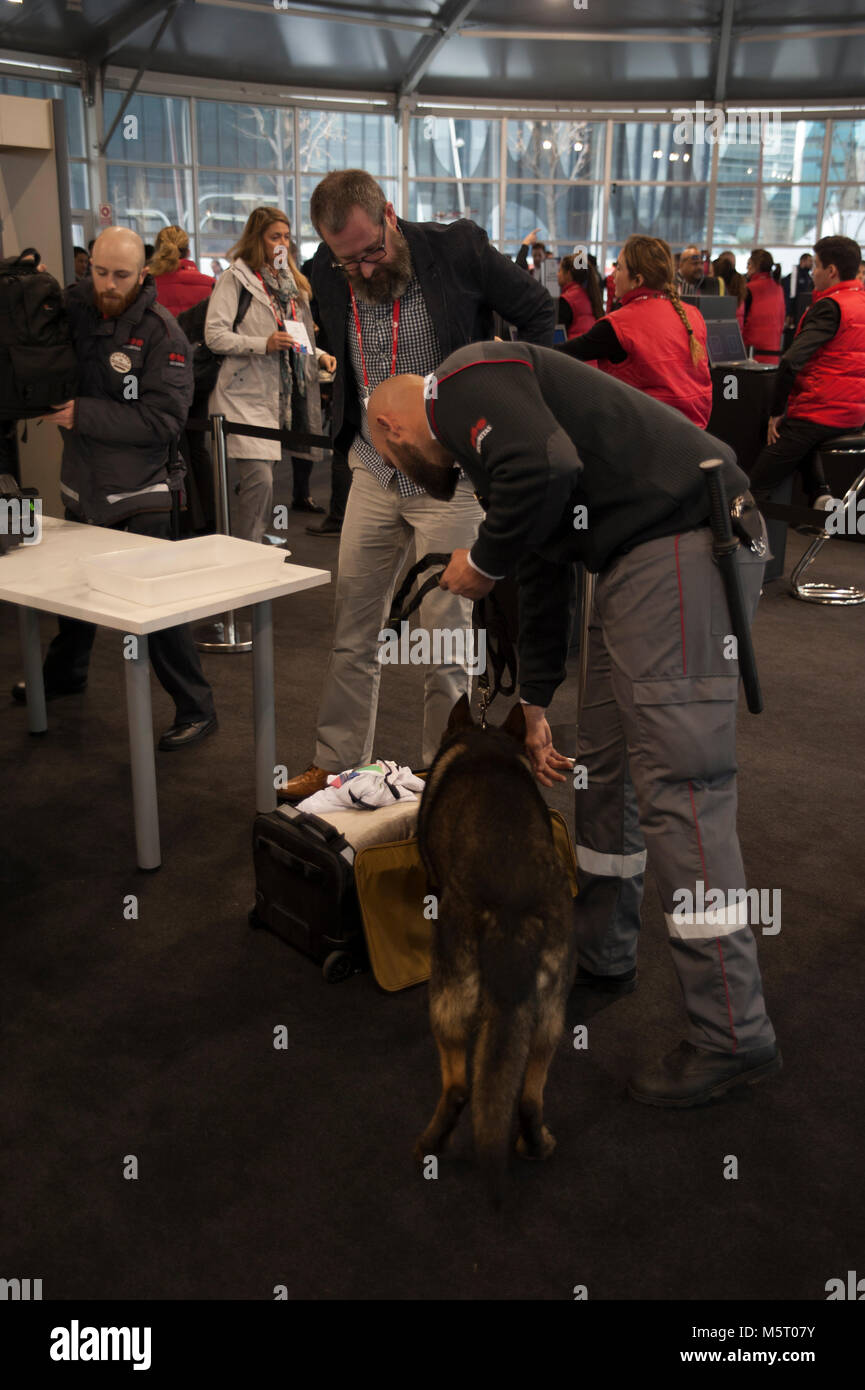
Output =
[{"x1": 700, "y1": 459, "x2": 763, "y2": 715}]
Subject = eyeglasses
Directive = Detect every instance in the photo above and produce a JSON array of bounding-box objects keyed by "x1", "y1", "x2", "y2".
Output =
[{"x1": 330, "y1": 221, "x2": 388, "y2": 272}]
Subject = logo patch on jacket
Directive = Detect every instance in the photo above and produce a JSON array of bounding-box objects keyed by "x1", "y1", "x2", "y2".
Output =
[
  {"x1": 125, "y1": 338, "x2": 143, "y2": 351},
  {"x1": 470, "y1": 417, "x2": 492, "y2": 452},
  {"x1": 167, "y1": 351, "x2": 186, "y2": 366},
  {"x1": 109, "y1": 352, "x2": 132, "y2": 373}
]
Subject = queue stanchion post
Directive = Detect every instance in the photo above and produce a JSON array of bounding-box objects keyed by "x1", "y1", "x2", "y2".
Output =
[{"x1": 194, "y1": 413, "x2": 252, "y2": 653}]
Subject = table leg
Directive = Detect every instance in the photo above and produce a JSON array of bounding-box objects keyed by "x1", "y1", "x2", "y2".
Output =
[
  {"x1": 17, "y1": 605, "x2": 47, "y2": 734},
  {"x1": 252, "y1": 600, "x2": 276, "y2": 813},
  {"x1": 123, "y1": 633, "x2": 161, "y2": 871}
]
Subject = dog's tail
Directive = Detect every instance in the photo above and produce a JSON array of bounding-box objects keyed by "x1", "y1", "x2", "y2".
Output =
[{"x1": 472, "y1": 909, "x2": 541, "y2": 1208}]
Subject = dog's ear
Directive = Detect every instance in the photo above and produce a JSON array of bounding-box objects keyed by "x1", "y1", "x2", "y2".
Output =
[
  {"x1": 446, "y1": 692, "x2": 474, "y2": 735},
  {"x1": 500, "y1": 701, "x2": 527, "y2": 743}
]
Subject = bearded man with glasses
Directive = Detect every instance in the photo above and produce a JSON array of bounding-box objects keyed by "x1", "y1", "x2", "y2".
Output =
[{"x1": 278, "y1": 168, "x2": 554, "y2": 801}]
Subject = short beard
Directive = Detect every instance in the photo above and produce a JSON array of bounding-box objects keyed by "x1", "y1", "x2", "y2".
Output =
[
  {"x1": 94, "y1": 282, "x2": 140, "y2": 318},
  {"x1": 349, "y1": 229, "x2": 413, "y2": 304},
  {"x1": 388, "y1": 441, "x2": 459, "y2": 500}
]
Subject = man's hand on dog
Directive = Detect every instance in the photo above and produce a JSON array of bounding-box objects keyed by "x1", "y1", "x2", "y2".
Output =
[
  {"x1": 438, "y1": 549, "x2": 494, "y2": 600},
  {"x1": 522, "y1": 704, "x2": 573, "y2": 787}
]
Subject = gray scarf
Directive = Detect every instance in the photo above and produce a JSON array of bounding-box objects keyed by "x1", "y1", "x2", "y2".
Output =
[{"x1": 260, "y1": 263, "x2": 307, "y2": 426}]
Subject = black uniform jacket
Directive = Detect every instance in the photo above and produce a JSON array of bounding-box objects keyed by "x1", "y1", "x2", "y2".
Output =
[
  {"x1": 60, "y1": 275, "x2": 193, "y2": 524},
  {"x1": 425, "y1": 342, "x2": 748, "y2": 706}
]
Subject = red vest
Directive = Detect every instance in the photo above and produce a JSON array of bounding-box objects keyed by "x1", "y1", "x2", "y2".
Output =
[
  {"x1": 787, "y1": 280, "x2": 865, "y2": 428},
  {"x1": 598, "y1": 288, "x2": 713, "y2": 427},
  {"x1": 561, "y1": 281, "x2": 596, "y2": 339},
  {"x1": 153, "y1": 258, "x2": 215, "y2": 318},
  {"x1": 742, "y1": 272, "x2": 785, "y2": 362}
]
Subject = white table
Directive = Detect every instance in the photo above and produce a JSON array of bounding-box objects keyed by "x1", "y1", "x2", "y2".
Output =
[{"x1": 0, "y1": 517, "x2": 330, "y2": 870}]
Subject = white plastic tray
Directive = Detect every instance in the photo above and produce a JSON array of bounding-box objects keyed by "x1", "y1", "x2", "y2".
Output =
[{"x1": 82, "y1": 534, "x2": 291, "y2": 607}]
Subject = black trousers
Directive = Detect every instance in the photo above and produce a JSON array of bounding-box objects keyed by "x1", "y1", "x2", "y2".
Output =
[
  {"x1": 749, "y1": 416, "x2": 845, "y2": 504},
  {"x1": 43, "y1": 510, "x2": 216, "y2": 724},
  {"x1": 328, "y1": 449, "x2": 351, "y2": 522}
]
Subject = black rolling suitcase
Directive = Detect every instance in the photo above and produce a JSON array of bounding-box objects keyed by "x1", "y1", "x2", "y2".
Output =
[{"x1": 250, "y1": 803, "x2": 368, "y2": 983}]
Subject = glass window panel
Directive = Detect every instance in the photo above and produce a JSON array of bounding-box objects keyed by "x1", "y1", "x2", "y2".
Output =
[
  {"x1": 410, "y1": 117, "x2": 498, "y2": 180},
  {"x1": 103, "y1": 93, "x2": 190, "y2": 164},
  {"x1": 197, "y1": 173, "x2": 292, "y2": 250},
  {"x1": 761, "y1": 121, "x2": 825, "y2": 184},
  {"x1": 711, "y1": 187, "x2": 758, "y2": 247},
  {"x1": 758, "y1": 185, "x2": 821, "y2": 246},
  {"x1": 821, "y1": 188, "x2": 865, "y2": 245},
  {"x1": 607, "y1": 185, "x2": 709, "y2": 246},
  {"x1": 505, "y1": 184, "x2": 604, "y2": 248},
  {"x1": 611, "y1": 123, "x2": 711, "y2": 182},
  {"x1": 299, "y1": 110, "x2": 395, "y2": 175},
  {"x1": 300, "y1": 174, "x2": 397, "y2": 244},
  {"x1": 716, "y1": 132, "x2": 762, "y2": 183},
  {"x1": 69, "y1": 161, "x2": 89, "y2": 211},
  {"x1": 829, "y1": 123, "x2": 865, "y2": 182},
  {"x1": 195, "y1": 101, "x2": 290, "y2": 171},
  {"x1": 105, "y1": 166, "x2": 194, "y2": 241},
  {"x1": 408, "y1": 182, "x2": 500, "y2": 239},
  {"x1": 0, "y1": 79, "x2": 85, "y2": 158},
  {"x1": 507, "y1": 120, "x2": 605, "y2": 182}
]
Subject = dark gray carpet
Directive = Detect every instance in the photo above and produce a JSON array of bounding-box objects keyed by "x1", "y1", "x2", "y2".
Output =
[{"x1": 2, "y1": 465, "x2": 864, "y2": 1301}]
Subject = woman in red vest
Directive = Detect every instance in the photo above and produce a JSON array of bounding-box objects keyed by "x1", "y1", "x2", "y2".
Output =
[
  {"x1": 557, "y1": 255, "x2": 603, "y2": 339},
  {"x1": 560, "y1": 234, "x2": 713, "y2": 427},
  {"x1": 742, "y1": 249, "x2": 785, "y2": 363},
  {"x1": 149, "y1": 226, "x2": 215, "y2": 318}
]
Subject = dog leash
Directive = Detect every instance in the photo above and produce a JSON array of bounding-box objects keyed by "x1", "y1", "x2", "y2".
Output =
[{"x1": 387, "y1": 551, "x2": 518, "y2": 726}]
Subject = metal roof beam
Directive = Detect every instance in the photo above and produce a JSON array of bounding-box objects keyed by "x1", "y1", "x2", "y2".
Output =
[
  {"x1": 98, "y1": 3, "x2": 182, "y2": 151},
  {"x1": 89, "y1": 0, "x2": 181, "y2": 63},
  {"x1": 714, "y1": 0, "x2": 736, "y2": 104},
  {"x1": 194, "y1": 0, "x2": 434, "y2": 33},
  {"x1": 397, "y1": 0, "x2": 481, "y2": 99}
]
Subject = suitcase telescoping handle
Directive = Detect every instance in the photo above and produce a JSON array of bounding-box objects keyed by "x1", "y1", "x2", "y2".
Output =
[{"x1": 276, "y1": 804, "x2": 356, "y2": 864}]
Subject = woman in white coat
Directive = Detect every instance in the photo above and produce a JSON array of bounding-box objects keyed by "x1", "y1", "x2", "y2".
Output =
[{"x1": 205, "y1": 206, "x2": 336, "y2": 543}]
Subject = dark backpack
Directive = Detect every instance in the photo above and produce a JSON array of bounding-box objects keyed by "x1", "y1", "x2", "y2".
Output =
[
  {"x1": 0, "y1": 256, "x2": 78, "y2": 420},
  {"x1": 177, "y1": 285, "x2": 251, "y2": 408}
]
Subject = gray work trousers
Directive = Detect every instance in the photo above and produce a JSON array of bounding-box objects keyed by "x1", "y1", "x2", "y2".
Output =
[
  {"x1": 574, "y1": 523, "x2": 776, "y2": 1054},
  {"x1": 314, "y1": 453, "x2": 482, "y2": 771}
]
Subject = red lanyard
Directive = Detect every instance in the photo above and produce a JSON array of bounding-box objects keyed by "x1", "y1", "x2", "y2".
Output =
[
  {"x1": 349, "y1": 285, "x2": 400, "y2": 393},
  {"x1": 255, "y1": 271, "x2": 298, "y2": 334}
]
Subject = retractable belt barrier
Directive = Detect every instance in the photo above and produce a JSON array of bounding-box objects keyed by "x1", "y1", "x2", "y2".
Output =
[{"x1": 184, "y1": 416, "x2": 331, "y2": 453}]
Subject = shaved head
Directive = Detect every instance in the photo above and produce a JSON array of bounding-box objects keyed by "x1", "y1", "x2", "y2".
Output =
[
  {"x1": 369, "y1": 373, "x2": 460, "y2": 500},
  {"x1": 90, "y1": 226, "x2": 147, "y2": 317}
]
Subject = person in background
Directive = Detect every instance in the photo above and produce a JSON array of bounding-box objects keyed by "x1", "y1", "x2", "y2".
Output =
[
  {"x1": 11, "y1": 226, "x2": 217, "y2": 750},
  {"x1": 782, "y1": 253, "x2": 814, "y2": 321},
  {"x1": 205, "y1": 206, "x2": 335, "y2": 540},
  {"x1": 73, "y1": 246, "x2": 90, "y2": 280},
  {"x1": 750, "y1": 235, "x2": 865, "y2": 511},
  {"x1": 676, "y1": 244, "x2": 720, "y2": 297},
  {"x1": 713, "y1": 251, "x2": 747, "y2": 331},
  {"x1": 560, "y1": 234, "x2": 712, "y2": 428},
  {"x1": 742, "y1": 249, "x2": 786, "y2": 363},
  {"x1": 148, "y1": 226, "x2": 214, "y2": 317},
  {"x1": 857, "y1": 260, "x2": 865, "y2": 284},
  {"x1": 557, "y1": 254, "x2": 602, "y2": 347},
  {"x1": 516, "y1": 228, "x2": 560, "y2": 296},
  {"x1": 604, "y1": 260, "x2": 617, "y2": 312},
  {"x1": 277, "y1": 167, "x2": 554, "y2": 802},
  {"x1": 143, "y1": 244, "x2": 155, "y2": 263}
]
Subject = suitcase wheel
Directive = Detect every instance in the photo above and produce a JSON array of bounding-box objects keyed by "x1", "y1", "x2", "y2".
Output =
[{"x1": 322, "y1": 950, "x2": 355, "y2": 984}]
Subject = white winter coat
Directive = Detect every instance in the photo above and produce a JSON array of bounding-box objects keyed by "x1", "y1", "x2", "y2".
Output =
[{"x1": 205, "y1": 257, "x2": 326, "y2": 461}]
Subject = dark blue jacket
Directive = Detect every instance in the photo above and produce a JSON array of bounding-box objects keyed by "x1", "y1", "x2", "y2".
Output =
[
  {"x1": 60, "y1": 275, "x2": 192, "y2": 524},
  {"x1": 308, "y1": 216, "x2": 556, "y2": 456}
]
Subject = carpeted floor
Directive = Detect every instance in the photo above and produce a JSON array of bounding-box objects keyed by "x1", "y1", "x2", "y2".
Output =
[{"x1": 2, "y1": 463, "x2": 864, "y2": 1301}]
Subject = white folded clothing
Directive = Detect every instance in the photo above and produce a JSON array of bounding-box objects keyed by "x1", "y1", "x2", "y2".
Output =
[{"x1": 298, "y1": 759, "x2": 425, "y2": 814}]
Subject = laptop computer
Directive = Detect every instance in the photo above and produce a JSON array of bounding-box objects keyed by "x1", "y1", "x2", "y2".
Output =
[{"x1": 705, "y1": 318, "x2": 776, "y2": 370}]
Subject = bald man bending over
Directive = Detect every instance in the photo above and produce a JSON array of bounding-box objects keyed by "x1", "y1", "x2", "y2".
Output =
[{"x1": 11, "y1": 226, "x2": 217, "y2": 749}]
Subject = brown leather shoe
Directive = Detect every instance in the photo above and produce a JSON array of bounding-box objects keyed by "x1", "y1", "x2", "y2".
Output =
[{"x1": 277, "y1": 763, "x2": 329, "y2": 803}]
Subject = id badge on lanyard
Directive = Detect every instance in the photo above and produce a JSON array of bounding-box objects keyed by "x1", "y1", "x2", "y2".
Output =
[{"x1": 351, "y1": 288, "x2": 400, "y2": 410}]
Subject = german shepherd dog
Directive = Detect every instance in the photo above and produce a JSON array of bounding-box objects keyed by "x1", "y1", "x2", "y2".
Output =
[{"x1": 415, "y1": 694, "x2": 576, "y2": 1205}]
